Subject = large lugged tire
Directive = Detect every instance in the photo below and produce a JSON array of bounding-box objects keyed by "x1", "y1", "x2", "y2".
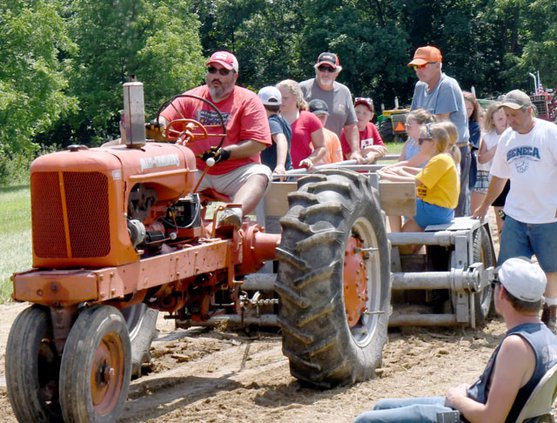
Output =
[
  {"x1": 276, "y1": 169, "x2": 391, "y2": 388},
  {"x1": 5, "y1": 305, "x2": 63, "y2": 422},
  {"x1": 59, "y1": 305, "x2": 131, "y2": 422},
  {"x1": 121, "y1": 304, "x2": 158, "y2": 378}
]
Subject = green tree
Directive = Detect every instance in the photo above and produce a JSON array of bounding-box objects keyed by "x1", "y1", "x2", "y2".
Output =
[
  {"x1": 0, "y1": 0, "x2": 76, "y2": 154},
  {"x1": 65, "y1": 0, "x2": 206, "y2": 145}
]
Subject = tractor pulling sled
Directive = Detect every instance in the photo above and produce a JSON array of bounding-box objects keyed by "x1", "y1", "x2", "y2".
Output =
[{"x1": 6, "y1": 83, "x2": 495, "y2": 422}]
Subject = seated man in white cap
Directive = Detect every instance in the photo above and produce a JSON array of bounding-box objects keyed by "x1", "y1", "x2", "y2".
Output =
[{"x1": 355, "y1": 257, "x2": 557, "y2": 423}]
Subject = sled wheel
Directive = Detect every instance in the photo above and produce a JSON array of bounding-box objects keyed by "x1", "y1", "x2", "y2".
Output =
[
  {"x1": 60, "y1": 305, "x2": 131, "y2": 422},
  {"x1": 5, "y1": 305, "x2": 62, "y2": 422},
  {"x1": 472, "y1": 225, "x2": 496, "y2": 324},
  {"x1": 121, "y1": 303, "x2": 158, "y2": 378},
  {"x1": 276, "y1": 169, "x2": 391, "y2": 388}
]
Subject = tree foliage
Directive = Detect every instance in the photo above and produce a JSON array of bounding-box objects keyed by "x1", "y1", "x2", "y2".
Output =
[
  {"x1": 65, "y1": 0, "x2": 206, "y2": 145},
  {"x1": 0, "y1": 0, "x2": 76, "y2": 154},
  {"x1": 2, "y1": 0, "x2": 557, "y2": 157}
]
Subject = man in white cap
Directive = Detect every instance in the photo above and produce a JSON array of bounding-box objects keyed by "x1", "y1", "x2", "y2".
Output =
[
  {"x1": 299, "y1": 52, "x2": 365, "y2": 163},
  {"x1": 355, "y1": 257, "x2": 557, "y2": 423},
  {"x1": 473, "y1": 89, "x2": 557, "y2": 333},
  {"x1": 160, "y1": 51, "x2": 272, "y2": 228}
]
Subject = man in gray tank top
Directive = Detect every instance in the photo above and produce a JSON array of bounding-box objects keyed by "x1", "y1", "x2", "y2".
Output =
[{"x1": 355, "y1": 257, "x2": 557, "y2": 423}]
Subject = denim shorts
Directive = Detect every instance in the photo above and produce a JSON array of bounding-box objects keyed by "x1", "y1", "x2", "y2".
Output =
[
  {"x1": 498, "y1": 215, "x2": 557, "y2": 272},
  {"x1": 414, "y1": 199, "x2": 454, "y2": 229}
]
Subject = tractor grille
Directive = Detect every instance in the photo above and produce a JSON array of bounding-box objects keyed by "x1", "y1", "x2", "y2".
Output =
[{"x1": 32, "y1": 171, "x2": 111, "y2": 259}]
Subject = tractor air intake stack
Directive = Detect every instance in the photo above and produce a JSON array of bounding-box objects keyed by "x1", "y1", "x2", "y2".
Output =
[{"x1": 121, "y1": 81, "x2": 146, "y2": 147}]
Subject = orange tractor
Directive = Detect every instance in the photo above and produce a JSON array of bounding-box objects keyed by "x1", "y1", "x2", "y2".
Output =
[{"x1": 6, "y1": 83, "x2": 391, "y2": 421}]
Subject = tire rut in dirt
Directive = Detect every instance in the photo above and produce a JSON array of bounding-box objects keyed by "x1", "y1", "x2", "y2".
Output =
[{"x1": 276, "y1": 169, "x2": 390, "y2": 388}]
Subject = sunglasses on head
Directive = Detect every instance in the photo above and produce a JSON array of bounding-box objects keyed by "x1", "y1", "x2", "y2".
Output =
[
  {"x1": 317, "y1": 65, "x2": 336, "y2": 73},
  {"x1": 207, "y1": 66, "x2": 232, "y2": 76},
  {"x1": 412, "y1": 62, "x2": 436, "y2": 71}
]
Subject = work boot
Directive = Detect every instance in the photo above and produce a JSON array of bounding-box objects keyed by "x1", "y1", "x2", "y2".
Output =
[
  {"x1": 217, "y1": 208, "x2": 243, "y2": 230},
  {"x1": 542, "y1": 304, "x2": 557, "y2": 334}
]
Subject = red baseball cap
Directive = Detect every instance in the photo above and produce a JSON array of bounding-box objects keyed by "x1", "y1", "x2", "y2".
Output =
[
  {"x1": 408, "y1": 46, "x2": 442, "y2": 67},
  {"x1": 207, "y1": 51, "x2": 239, "y2": 72},
  {"x1": 354, "y1": 97, "x2": 374, "y2": 112}
]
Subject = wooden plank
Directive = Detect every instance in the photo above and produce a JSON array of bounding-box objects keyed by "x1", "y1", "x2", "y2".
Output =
[
  {"x1": 378, "y1": 181, "x2": 416, "y2": 216},
  {"x1": 264, "y1": 182, "x2": 297, "y2": 217}
]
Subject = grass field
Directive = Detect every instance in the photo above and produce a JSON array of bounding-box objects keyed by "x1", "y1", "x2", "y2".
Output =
[{"x1": 0, "y1": 185, "x2": 32, "y2": 302}]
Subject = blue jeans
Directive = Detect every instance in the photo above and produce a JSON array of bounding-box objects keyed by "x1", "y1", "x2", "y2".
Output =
[
  {"x1": 354, "y1": 396, "x2": 455, "y2": 423},
  {"x1": 455, "y1": 145, "x2": 471, "y2": 217},
  {"x1": 498, "y1": 215, "x2": 557, "y2": 272}
]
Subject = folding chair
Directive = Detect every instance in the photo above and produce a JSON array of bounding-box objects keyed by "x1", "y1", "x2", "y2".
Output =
[{"x1": 515, "y1": 362, "x2": 557, "y2": 422}]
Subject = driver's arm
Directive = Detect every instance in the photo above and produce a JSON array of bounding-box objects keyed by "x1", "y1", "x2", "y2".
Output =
[{"x1": 222, "y1": 139, "x2": 266, "y2": 159}]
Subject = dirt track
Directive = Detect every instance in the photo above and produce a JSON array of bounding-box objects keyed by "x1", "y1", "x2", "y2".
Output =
[{"x1": 0, "y1": 301, "x2": 508, "y2": 422}]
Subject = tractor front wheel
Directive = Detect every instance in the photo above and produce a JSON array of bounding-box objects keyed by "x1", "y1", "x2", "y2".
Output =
[
  {"x1": 5, "y1": 305, "x2": 63, "y2": 422},
  {"x1": 276, "y1": 169, "x2": 391, "y2": 388},
  {"x1": 59, "y1": 305, "x2": 131, "y2": 422}
]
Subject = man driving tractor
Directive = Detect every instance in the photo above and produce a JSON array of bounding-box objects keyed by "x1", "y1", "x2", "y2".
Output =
[{"x1": 158, "y1": 50, "x2": 272, "y2": 229}]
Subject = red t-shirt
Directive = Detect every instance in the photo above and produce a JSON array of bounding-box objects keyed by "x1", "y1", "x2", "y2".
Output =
[
  {"x1": 290, "y1": 111, "x2": 322, "y2": 168},
  {"x1": 160, "y1": 85, "x2": 271, "y2": 175},
  {"x1": 340, "y1": 122, "x2": 384, "y2": 159}
]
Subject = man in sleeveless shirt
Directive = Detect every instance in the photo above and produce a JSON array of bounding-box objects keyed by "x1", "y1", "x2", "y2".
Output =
[{"x1": 355, "y1": 257, "x2": 557, "y2": 423}]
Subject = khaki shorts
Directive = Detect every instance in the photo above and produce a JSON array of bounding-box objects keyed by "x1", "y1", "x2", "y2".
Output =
[{"x1": 196, "y1": 163, "x2": 272, "y2": 198}]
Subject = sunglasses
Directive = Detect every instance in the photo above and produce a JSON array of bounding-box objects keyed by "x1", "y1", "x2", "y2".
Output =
[
  {"x1": 412, "y1": 62, "x2": 436, "y2": 71},
  {"x1": 207, "y1": 66, "x2": 232, "y2": 76},
  {"x1": 491, "y1": 279, "x2": 501, "y2": 290},
  {"x1": 418, "y1": 137, "x2": 433, "y2": 145},
  {"x1": 317, "y1": 65, "x2": 336, "y2": 73}
]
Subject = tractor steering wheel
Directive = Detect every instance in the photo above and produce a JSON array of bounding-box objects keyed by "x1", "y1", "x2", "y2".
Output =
[{"x1": 154, "y1": 94, "x2": 227, "y2": 149}]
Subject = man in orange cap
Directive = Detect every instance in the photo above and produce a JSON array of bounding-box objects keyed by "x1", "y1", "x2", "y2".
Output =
[{"x1": 408, "y1": 46, "x2": 470, "y2": 217}]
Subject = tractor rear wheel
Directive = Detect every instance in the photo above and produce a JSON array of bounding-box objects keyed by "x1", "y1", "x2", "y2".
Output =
[
  {"x1": 276, "y1": 169, "x2": 391, "y2": 388},
  {"x1": 5, "y1": 305, "x2": 63, "y2": 422},
  {"x1": 122, "y1": 304, "x2": 158, "y2": 378},
  {"x1": 59, "y1": 305, "x2": 131, "y2": 422}
]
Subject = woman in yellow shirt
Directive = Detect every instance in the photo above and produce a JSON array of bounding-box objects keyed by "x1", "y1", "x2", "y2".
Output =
[{"x1": 378, "y1": 122, "x2": 459, "y2": 232}]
